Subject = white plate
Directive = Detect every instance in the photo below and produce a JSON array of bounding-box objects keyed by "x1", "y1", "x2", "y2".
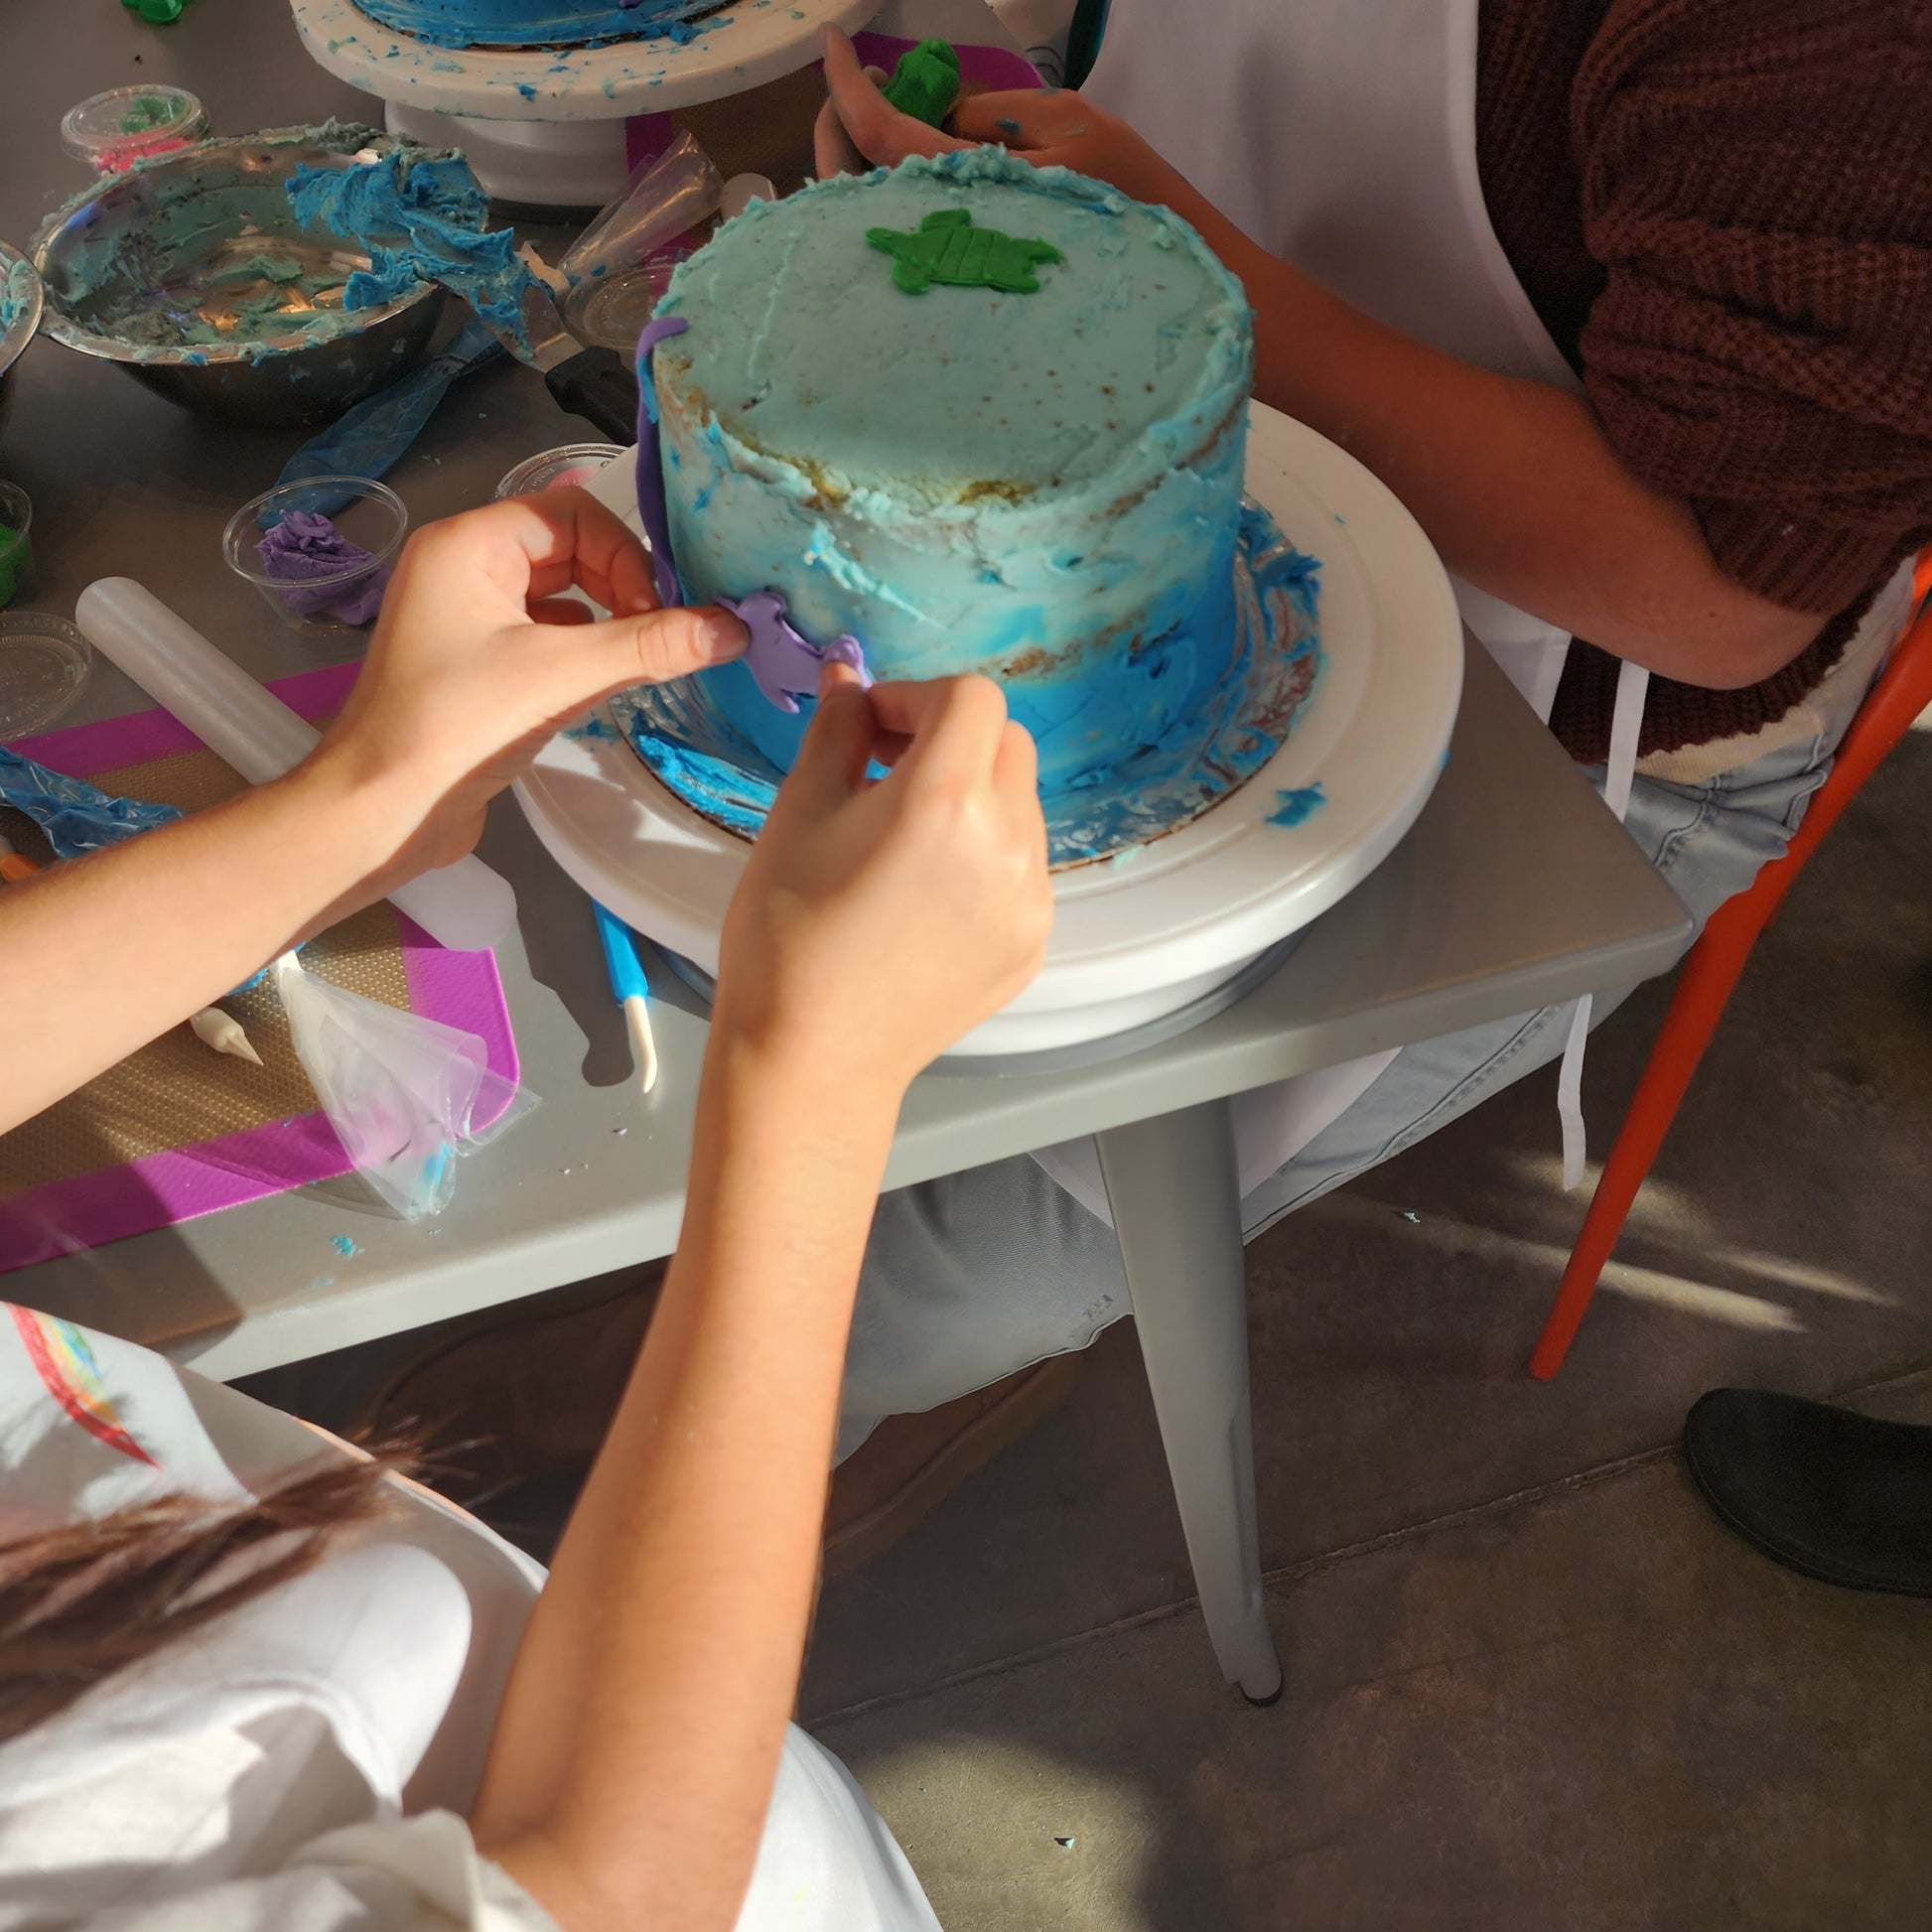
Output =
[
  {"x1": 514, "y1": 401, "x2": 1463, "y2": 1055},
  {"x1": 290, "y1": 0, "x2": 877, "y2": 121}
]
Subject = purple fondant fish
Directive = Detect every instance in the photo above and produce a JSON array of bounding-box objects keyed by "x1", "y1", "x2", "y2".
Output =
[{"x1": 721, "y1": 590, "x2": 872, "y2": 715}]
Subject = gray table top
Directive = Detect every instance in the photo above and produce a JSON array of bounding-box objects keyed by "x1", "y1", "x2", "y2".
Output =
[{"x1": 0, "y1": 2, "x2": 1692, "y2": 1380}]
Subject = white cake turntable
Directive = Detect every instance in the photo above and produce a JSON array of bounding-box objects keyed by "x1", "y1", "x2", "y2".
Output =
[
  {"x1": 288, "y1": 0, "x2": 877, "y2": 206},
  {"x1": 514, "y1": 402, "x2": 1464, "y2": 1064}
]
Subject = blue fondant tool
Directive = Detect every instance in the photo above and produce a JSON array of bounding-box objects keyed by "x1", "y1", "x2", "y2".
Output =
[{"x1": 592, "y1": 897, "x2": 658, "y2": 1094}]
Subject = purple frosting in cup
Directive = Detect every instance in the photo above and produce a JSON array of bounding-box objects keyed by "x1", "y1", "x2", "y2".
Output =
[{"x1": 256, "y1": 510, "x2": 390, "y2": 624}]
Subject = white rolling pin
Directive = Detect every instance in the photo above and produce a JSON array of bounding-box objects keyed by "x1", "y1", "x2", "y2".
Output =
[{"x1": 74, "y1": 578, "x2": 517, "y2": 952}]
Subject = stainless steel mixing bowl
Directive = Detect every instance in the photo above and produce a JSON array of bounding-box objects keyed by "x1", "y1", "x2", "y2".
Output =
[
  {"x1": 0, "y1": 242, "x2": 43, "y2": 447},
  {"x1": 31, "y1": 126, "x2": 447, "y2": 430}
]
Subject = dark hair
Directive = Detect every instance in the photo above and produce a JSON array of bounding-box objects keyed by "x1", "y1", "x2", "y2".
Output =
[{"x1": 0, "y1": 1450, "x2": 408, "y2": 1744}]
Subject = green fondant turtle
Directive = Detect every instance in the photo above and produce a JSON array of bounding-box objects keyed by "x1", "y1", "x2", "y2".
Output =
[
  {"x1": 880, "y1": 38, "x2": 962, "y2": 128},
  {"x1": 865, "y1": 208, "x2": 1064, "y2": 296}
]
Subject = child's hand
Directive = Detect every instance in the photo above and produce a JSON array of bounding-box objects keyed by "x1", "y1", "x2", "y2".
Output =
[
  {"x1": 314, "y1": 488, "x2": 746, "y2": 882},
  {"x1": 715, "y1": 666, "x2": 1051, "y2": 1096}
]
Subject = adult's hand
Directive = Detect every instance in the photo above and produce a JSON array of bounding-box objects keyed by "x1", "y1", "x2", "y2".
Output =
[
  {"x1": 814, "y1": 27, "x2": 1196, "y2": 211},
  {"x1": 716, "y1": 666, "x2": 1052, "y2": 1093},
  {"x1": 317, "y1": 488, "x2": 746, "y2": 884}
]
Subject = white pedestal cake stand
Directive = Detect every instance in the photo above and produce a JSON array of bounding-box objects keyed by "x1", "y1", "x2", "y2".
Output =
[
  {"x1": 288, "y1": 0, "x2": 878, "y2": 205},
  {"x1": 515, "y1": 401, "x2": 1465, "y2": 1060}
]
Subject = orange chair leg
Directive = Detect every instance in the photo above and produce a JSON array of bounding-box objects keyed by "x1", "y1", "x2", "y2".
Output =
[
  {"x1": 1527, "y1": 900, "x2": 1764, "y2": 1379},
  {"x1": 1531, "y1": 562, "x2": 1932, "y2": 1379}
]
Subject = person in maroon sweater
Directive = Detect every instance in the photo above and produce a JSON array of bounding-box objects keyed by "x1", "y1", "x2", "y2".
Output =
[
  {"x1": 363, "y1": 3, "x2": 1932, "y2": 1578},
  {"x1": 794, "y1": 0, "x2": 1932, "y2": 1553}
]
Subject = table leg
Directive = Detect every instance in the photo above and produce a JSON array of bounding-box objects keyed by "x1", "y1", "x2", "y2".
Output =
[{"x1": 1095, "y1": 1099, "x2": 1283, "y2": 1704}]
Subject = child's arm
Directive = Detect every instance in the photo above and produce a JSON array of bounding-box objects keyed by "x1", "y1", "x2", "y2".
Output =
[
  {"x1": 471, "y1": 669, "x2": 1051, "y2": 1931},
  {"x1": 0, "y1": 491, "x2": 744, "y2": 1133}
]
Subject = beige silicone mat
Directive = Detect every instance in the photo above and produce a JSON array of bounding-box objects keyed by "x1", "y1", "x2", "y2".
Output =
[{"x1": 0, "y1": 735, "x2": 409, "y2": 1194}]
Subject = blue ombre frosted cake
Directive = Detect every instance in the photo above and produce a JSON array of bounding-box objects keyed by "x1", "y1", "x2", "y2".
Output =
[
  {"x1": 621, "y1": 151, "x2": 1321, "y2": 866},
  {"x1": 349, "y1": 0, "x2": 722, "y2": 49}
]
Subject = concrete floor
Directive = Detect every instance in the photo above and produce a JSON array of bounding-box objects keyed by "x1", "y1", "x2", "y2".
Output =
[
  {"x1": 242, "y1": 729, "x2": 1932, "y2": 1927},
  {"x1": 797, "y1": 729, "x2": 1932, "y2": 1928}
]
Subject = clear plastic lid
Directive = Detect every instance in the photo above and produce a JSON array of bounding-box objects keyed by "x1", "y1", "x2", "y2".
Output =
[
  {"x1": 0, "y1": 613, "x2": 92, "y2": 743},
  {"x1": 563, "y1": 256, "x2": 686, "y2": 353},
  {"x1": 495, "y1": 444, "x2": 625, "y2": 499},
  {"x1": 60, "y1": 86, "x2": 208, "y2": 175}
]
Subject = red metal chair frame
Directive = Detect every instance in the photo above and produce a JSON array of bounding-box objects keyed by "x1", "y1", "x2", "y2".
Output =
[{"x1": 1529, "y1": 552, "x2": 1932, "y2": 1378}]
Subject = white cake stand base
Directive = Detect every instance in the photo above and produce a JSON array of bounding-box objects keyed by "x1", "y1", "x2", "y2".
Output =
[{"x1": 289, "y1": 0, "x2": 877, "y2": 205}]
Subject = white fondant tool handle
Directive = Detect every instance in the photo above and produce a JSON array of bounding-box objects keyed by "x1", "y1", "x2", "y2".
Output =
[{"x1": 74, "y1": 579, "x2": 517, "y2": 952}]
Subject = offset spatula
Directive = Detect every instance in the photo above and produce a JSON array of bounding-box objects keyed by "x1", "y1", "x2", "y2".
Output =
[{"x1": 489, "y1": 281, "x2": 641, "y2": 445}]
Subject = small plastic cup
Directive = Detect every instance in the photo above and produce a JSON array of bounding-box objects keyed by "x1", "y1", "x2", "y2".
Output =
[
  {"x1": 61, "y1": 86, "x2": 208, "y2": 175},
  {"x1": 494, "y1": 443, "x2": 624, "y2": 499},
  {"x1": 222, "y1": 476, "x2": 407, "y2": 640},
  {"x1": 0, "y1": 482, "x2": 34, "y2": 611}
]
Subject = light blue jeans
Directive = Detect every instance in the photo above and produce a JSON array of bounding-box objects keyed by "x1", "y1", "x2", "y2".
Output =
[{"x1": 837, "y1": 718, "x2": 1850, "y2": 1444}]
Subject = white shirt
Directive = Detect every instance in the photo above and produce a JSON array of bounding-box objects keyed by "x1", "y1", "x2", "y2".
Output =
[{"x1": 0, "y1": 1306, "x2": 938, "y2": 1932}]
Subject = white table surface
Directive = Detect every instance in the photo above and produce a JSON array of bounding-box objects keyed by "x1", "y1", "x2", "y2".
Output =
[{"x1": 0, "y1": 0, "x2": 1692, "y2": 1380}]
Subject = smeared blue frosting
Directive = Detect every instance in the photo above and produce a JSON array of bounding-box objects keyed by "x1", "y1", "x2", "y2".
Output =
[
  {"x1": 350, "y1": 0, "x2": 723, "y2": 49},
  {"x1": 285, "y1": 147, "x2": 541, "y2": 351},
  {"x1": 0, "y1": 257, "x2": 36, "y2": 342},
  {"x1": 32, "y1": 124, "x2": 487, "y2": 365},
  {"x1": 623, "y1": 152, "x2": 1318, "y2": 867},
  {"x1": 1267, "y1": 783, "x2": 1326, "y2": 827},
  {"x1": 621, "y1": 497, "x2": 1324, "y2": 862}
]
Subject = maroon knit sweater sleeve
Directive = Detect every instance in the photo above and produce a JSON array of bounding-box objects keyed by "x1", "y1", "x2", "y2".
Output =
[{"x1": 1571, "y1": 0, "x2": 1932, "y2": 619}]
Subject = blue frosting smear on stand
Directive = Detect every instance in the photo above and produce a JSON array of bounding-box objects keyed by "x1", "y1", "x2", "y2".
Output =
[
  {"x1": 348, "y1": 0, "x2": 726, "y2": 49},
  {"x1": 1267, "y1": 782, "x2": 1326, "y2": 828}
]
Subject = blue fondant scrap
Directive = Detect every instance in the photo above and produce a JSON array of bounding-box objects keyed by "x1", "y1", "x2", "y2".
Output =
[{"x1": 1266, "y1": 782, "x2": 1326, "y2": 828}]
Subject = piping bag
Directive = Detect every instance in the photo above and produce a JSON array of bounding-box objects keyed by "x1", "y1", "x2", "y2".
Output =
[
  {"x1": 0, "y1": 746, "x2": 275, "y2": 999},
  {"x1": 0, "y1": 745, "x2": 532, "y2": 1210},
  {"x1": 72, "y1": 579, "x2": 533, "y2": 1219},
  {"x1": 271, "y1": 948, "x2": 532, "y2": 1220},
  {"x1": 0, "y1": 749, "x2": 181, "y2": 853},
  {"x1": 275, "y1": 316, "x2": 507, "y2": 517}
]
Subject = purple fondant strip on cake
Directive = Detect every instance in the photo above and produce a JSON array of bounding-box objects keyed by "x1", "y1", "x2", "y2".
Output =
[
  {"x1": 634, "y1": 314, "x2": 689, "y2": 611},
  {"x1": 635, "y1": 314, "x2": 874, "y2": 714}
]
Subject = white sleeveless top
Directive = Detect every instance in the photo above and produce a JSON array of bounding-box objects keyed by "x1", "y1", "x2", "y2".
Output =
[{"x1": 0, "y1": 1306, "x2": 938, "y2": 1931}]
